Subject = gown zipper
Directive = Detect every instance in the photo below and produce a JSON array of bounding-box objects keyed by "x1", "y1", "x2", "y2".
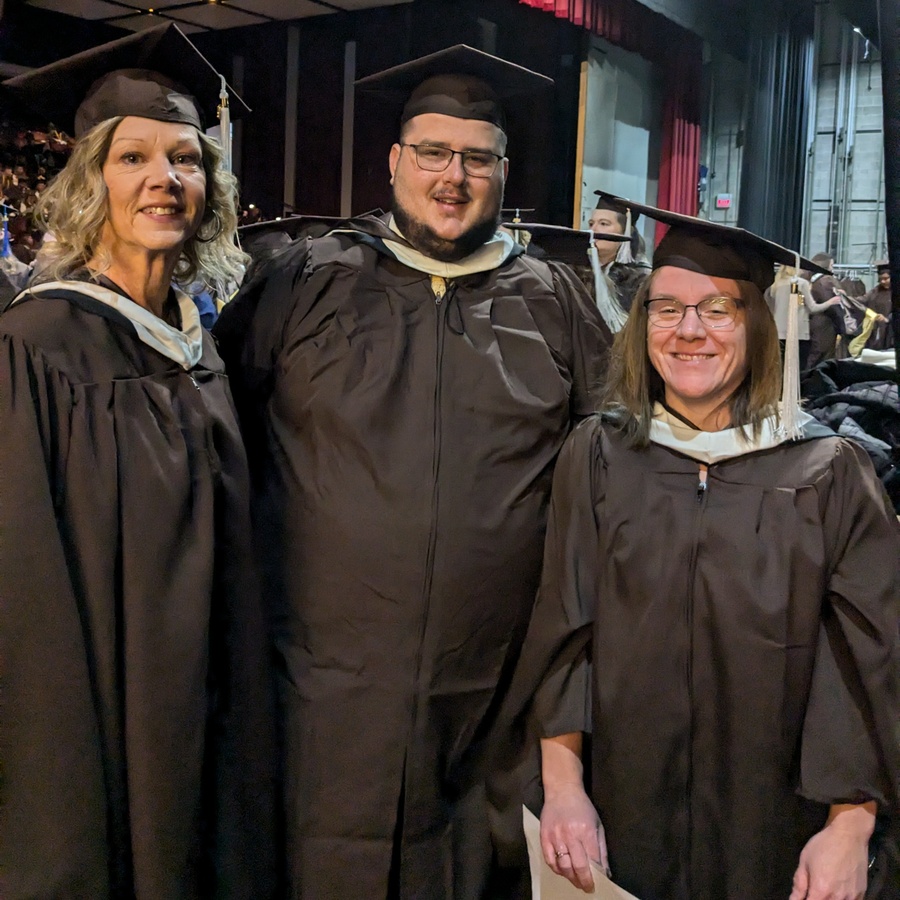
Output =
[
  {"x1": 418, "y1": 278, "x2": 452, "y2": 656},
  {"x1": 684, "y1": 461, "x2": 709, "y2": 895},
  {"x1": 406, "y1": 277, "x2": 453, "y2": 864}
]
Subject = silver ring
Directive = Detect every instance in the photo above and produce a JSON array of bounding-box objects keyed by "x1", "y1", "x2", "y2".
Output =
[{"x1": 555, "y1": 848, "x2": 569, "y2": 859}]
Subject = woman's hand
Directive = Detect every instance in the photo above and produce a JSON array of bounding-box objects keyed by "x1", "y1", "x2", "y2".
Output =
[
  {"x1": 539, "y1": 733, "x2": 608, "y2": 893},
  {"x1": 540, "y1": 782, "x2": 608, "y2": 893},
  {"x1": 789, "y1": 802, "x2": 875, "y2": 900}
]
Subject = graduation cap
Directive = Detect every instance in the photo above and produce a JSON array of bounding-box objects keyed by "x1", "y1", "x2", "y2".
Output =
[
  {"x1": 238, "y1": 210, "x2": 388, "y2": 254},
  {"x1": 355, "y1": 45, "x2": 552, "y2": 133},
  {"x1": 593, "y1": 192, "x2": 642, "y2": 228},
  {"x1": 501, "y1": 207, "x2": 536, "y2": 224},
  {"x1": 594, "y1": 191, "x2": 827, "y2": 293},
  {"x1": 504, "y1": 221, "x2": 627, "y2": 268},
  {"x1": 875, "y1": 259, "x2": 890, "y2": 273},
  {"x1": 3, "y1": 23, "x2": 249, "y2": 138},
  {"x1": 505, "y1": 221, "x2": 632, "y2": 332}
]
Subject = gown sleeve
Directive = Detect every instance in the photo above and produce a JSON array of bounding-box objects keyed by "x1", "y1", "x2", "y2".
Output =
[
  {"x1": 508, "y1": 415, "x2": 604, "y2": 740},
  {"x1": 0, "y1": 332, "x2": 111, "y2": 896},
  {"x1": 213, "y1": 239, "x2": 313, "y2": 458},
  {"x1": 546, "y1": 261, "x2": 612, "y2": 418},
  {"x1": 798, "y1": 438, "x2": 900, "y2": 812}
]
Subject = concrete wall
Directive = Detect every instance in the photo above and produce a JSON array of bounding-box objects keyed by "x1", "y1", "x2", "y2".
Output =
[
  {"x1": 577, "y1": 36, "x2": 663, "y2": 250},
  {"x1": 804, "y1": 0, "x2": 886, "y2": 280}
]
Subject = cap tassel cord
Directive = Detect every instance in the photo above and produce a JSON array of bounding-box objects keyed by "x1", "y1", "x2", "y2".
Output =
[
  {"x1": 218, "y1": 75, "x2": 232, "y2": 173},
  {"x1": 614, "y1": 207, "x2": 634, "y2": 265},
  {"x1": 589, "y1": 241, "x2": 628, "y2": 332},
  {"x1": 780, "y1": 251, "x2": 803, "y2": 440}
]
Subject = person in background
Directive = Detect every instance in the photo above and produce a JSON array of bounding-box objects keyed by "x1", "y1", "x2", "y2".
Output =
[
  {"x1": 0, "y1": 25, "x2": 275, "y2": 898},
  {"x1": 856, "y1": 260, "x2": 894, "y2": 351},
  {"x1": 864, "y1": 260, "x2": 892, "y2": 318},
  {"x1": 807, "y1": 251, "x2": 853, "y2": 366},
  {"x1": 764, "y1": 264, "x2": 841, "y2": 370},
  {"x1": 215, "y1": 45, "x2": 611, "y2": 899},
  {"x1": 508, "y1": 197, "x2": 900, "y2": 900},
  {"x1": 587, "y1": 193, "x2": 651, "y2": 316}
]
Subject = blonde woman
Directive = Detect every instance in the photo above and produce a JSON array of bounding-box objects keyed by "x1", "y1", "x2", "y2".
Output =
[
  {"x1": 765, "y1": 264, "x2": 841, "y2": 370},
  {"x1": 0, "y1": 26, "x2": 274, "y2": 899}
]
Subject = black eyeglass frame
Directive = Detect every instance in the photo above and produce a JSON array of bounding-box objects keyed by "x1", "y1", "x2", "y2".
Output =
[
  {"x1": 400, "y1": 143, "x2": 505, "y2": 178},
  {"x1": 642, "y1": 296, "x2": 743, "y2": 329}
]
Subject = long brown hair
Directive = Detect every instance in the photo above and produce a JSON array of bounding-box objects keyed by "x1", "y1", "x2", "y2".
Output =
[{"x1": 601, "y1": 273, "x2": 782, "y2": 447}]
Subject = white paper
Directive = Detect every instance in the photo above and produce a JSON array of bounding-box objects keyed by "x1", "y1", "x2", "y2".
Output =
[{"x1": 522, "y1": 806, "x2": 640, "y2": 900}]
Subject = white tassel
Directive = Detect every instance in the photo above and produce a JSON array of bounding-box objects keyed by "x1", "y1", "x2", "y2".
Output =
[
  {"x1": 218, "y1": 75, "x2": 232, "y2": 173},
  {"x1": 589, "y1": 242, "x2": 628, "y2": 332},
  {"x1": 614, "y1": 207, "x2": 634, "y2": 265},
  {"x1": 779, "y1": 252, "x2": 803, "y2": 440}
]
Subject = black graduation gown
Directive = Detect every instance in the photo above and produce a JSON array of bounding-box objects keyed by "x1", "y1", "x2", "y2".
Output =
[
  {"x1": 606, "y1": 260, "x2": 651, "y2": 313},
  {"x1": 0, "y1": 283, "x2": 276, "y2": 899},
  {"x1": 213, "y1": 215, "x2": 611, "y2": 899},
  {"x1": 514, "y1": 416, "x2": 900, "y2": 900}
]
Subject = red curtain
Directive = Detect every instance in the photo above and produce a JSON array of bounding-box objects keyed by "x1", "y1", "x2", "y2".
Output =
[
  {"x1": 654, "y1": 49, "x2": 702, "y2": 242},
  {"x1": 517, "y1": 0, "x2": 673, "y2": 59},
  {"x1": 519, "y1": 0, "x2": 703, "y2": 244}
]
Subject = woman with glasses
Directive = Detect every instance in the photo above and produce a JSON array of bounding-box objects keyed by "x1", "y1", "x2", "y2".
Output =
[{"x1": 507, "y1": 198, "x2": 900, "y2": 899}]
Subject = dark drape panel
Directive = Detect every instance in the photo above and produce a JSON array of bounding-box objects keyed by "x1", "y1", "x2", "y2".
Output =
[
  {"x1": 877, "y1": 0, "x2": 900, "y2": 365},
  {"x1": 835, "y1": 0, "x2": 879, "y2": 44},
  {"x1": 519, "y1": 0, "x2": 703, "y2": 241},
  {"x1": 738, "y1": 3, "x2": 815, "y2": 247}
]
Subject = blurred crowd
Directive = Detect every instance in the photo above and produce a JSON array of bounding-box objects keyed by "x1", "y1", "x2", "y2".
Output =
[{"x1": 0, "y1": 120, "x2": 73, "y2": 264}]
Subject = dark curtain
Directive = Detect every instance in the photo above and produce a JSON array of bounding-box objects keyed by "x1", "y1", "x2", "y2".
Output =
[
  {"x1": 738, "y1": 3, "x2": 815, "y2": 248},
  {"x1": 878, "y1": 0, "x2": 900, "y2": 364},
  {"x1": 834, "y1": 0, "x2": 879, "y2": 43}
]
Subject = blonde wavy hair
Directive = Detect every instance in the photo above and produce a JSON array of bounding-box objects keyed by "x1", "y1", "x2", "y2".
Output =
[
  {"x1": 601, "y1": 274, "x2": 782, "y2": 447},
  {"x1": 33, "y1": 116, "x2": 247, "y2": 288}
]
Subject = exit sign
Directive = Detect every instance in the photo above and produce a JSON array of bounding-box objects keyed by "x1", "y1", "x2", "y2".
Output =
[{"x1": 715, "y1": 194, "x2": 733, "y2": 209}]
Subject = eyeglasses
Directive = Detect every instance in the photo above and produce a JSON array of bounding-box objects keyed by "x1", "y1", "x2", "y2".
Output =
[
  {"x1": 644, "y1": 296, "x2": 742, "y2": 329},
  {"x1": 401, "y1": 143, "x2": 504, "y2": 178}
]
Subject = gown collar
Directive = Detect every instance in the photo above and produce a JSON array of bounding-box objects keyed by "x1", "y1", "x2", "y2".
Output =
[
  {"x1": 648, "y1": 402, "x2": 815, "y2": 464},
  {"x1": 15, "y1": 279, "x2": 203, "y2": 370},
  {"x1": 380, "y1": 214, "x2": 517, "y2": 278}
]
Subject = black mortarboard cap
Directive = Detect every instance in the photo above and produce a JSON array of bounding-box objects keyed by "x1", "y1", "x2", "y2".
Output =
[
  {"x1": 593, "y1": 192, "x2": 641, "y2": 227},
  {"x1": 875, "y1": 259, "x2": 890, "y2": 272},
  {"x1": 238, "y1": 214, "x2": 345, "y2": 242},
  {"x1": 3, "y1": 23, "x2": 249, "y2": 137},
  {"x1": 595, "y1": 192, "x2": 827, "y2": 293},
  {"x1": 505, "y1": 221, "x2": 628, "y2": 268},
  {"x1": 238, "y1": 210, "x2": 386, "y2": 248},
  {"x1": 355, "y1": 45, "x2": 552, "y2": 132}
]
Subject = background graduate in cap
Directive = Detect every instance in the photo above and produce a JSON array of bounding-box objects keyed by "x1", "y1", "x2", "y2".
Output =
[
  {"x1": 856, "y1": 260, "x2": 895, "y2": 352},
  {"x1": 0, "y1": 24, "x2": 276, "y2": 900},
  {"x1": 504, "y1": 219, "x2": 633, "y2": 334},
  {"x1": 505, "y1": 194, "x2": 900, "y2": 899},
  {"x1": 214, "y1": 44, "x2": 611, "y2": 900},
  {"x1": 588, "y1": 193, "x2": 651, "y2": 320}
]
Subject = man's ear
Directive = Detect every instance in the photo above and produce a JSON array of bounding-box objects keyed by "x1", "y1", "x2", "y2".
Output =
[
  {"x1": 502, "y1": 157, "x2": 509, "y2": 181},
  {"x1": 389, "y1": 143, "x2": 401, "y2": 184}
]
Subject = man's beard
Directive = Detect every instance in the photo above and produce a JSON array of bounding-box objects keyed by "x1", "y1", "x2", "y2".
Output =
[{"x1": 391, "y1": 191, "x2": 503, "y2": 263}]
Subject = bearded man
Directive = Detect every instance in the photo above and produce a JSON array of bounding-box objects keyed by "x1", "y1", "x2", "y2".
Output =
[{"x1": 215, "y1": 46, "x2": 610, "y2": 900}]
